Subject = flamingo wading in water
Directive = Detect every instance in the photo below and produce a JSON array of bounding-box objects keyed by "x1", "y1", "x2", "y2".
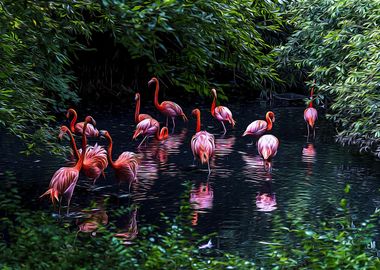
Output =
[
  {"x1": 148, "y1": 77, "x2": 187, "y2": 130},
  {"x1": 67, "y1": 108, "x2": 99, "y2": 137},
  {"x1": 135, "y1": 93, "x2": 152, "y2": 124},
  {"x1": 191, "y1": 109, "x2": 215, "y2": 174},
  {"x1": 100, "y1": 130, "x2": 139, "y2": 186},
  {"x1": 304, "y1": 82, "x2": 318, "y2": 140},
  {"x1": 257, "y1": 134, "x2": 279, "y2": 171},
  {"x1": 210, "y1": 88, "x2": 235, "y2": 134},
  {"x1": 59, "y1": 125, "x2": 108, "y2": 184},
  {"x1": 41, "y1": 116, "x2": 94, "y2": 214},
  {"x1": 132, "y1": 118, "x2": 169, "y2": 148},
  {"x1": 243, "y1": 111, "x2": 275, "y2": 143}
]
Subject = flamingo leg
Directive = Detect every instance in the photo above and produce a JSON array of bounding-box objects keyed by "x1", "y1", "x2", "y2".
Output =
[
  {"x1": 221, "y1": 121, "x2": 227, "y2": 134},
  {"x1": 138, "y1": 136, "x2": 148, "y2": 148},
  {"x1": 207, "y1": 160, "x2": 211, "y2": 175},
  {"x1": 313, "y1": 127, "x2": 316, "y2": 139},
  {"x1": 58, "y1": 198, "x2": 62, "y2": 216},
  {"x1": 172, "y1": 117, "x2": 176, "y2": 133},
  {"x1": 306, "y1": 124, "x2": 310, "y2": 140}
]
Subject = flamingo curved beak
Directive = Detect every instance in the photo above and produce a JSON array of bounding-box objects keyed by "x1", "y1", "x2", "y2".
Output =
[
  {"x1": 132, "y1": 131, "x2": 142, "y2": 140},
  {"x1": 99, "y1": 130, "x2": 107, "y2": 139},
  {"x1": 148, "y1": 79, "x2": 154, "y2": 87}
]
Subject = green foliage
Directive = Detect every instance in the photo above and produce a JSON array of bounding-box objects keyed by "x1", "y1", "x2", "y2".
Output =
[{"x1": 278, "y1": 0, "x2": 380, "y2": 156}]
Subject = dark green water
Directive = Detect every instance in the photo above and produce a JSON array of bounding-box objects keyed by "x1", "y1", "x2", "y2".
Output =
[{"x1": 1, "y1": 100, "x2": 380, "y2": 256}]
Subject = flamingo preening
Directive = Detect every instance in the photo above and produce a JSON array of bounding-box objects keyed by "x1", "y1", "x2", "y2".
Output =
[
  {"x1": 243, "y1": 111, "x2": 275, "y2": 142},
  {"x1": 257, "y1": 134, "x2": 279, "y2": 171},
  {"x1": 132, "y1": 118, "x2": 169, "y2": 148},
  {"x1": 135, "y1": 93, "x2": 152, "y2": 124},
  {"x1": 148, "y1": 77, "x2": 188, "y2": 130},
  {"x1": 100, "y1": 130, "x2": 139, "y2": 186},
  {"x1": 67, "y1": 108, "x2": 99, "y2": 137},
  {"x1": 210, "y1": 88, "x2": 235, "y2": 134},
  {"x1": 59, "y1": 126, "x2": 108, "y2": 184},
  {"x1": 191, "y1": 109, "x2": 215, "y2": 174},
  {"x1": 41, "y1": 116, "x2": 95, "y2": 214},
  {"x1": 304, "y1": 82, "x2": 318, "y2": 139}
]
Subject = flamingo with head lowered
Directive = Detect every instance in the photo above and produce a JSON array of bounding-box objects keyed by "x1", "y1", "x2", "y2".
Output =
[
  {"x1": 191, "y1": 109, "x2": 215, "y2": 174},
  {"x1": 59, "y1": 125, "x2": 108, "y2": 184},
  {"x1": 257, "y1": 134, "x2": 279, "y2": 171},
  {"x1": 243, "y1": 111, "x2": 275, "y2": 143},
  {"x1": 100, "y1": 130, "x2": 139, "y2": 187},
  {"x1": 41, "y1": 116, "x2": 94, "y2": 215},
  {"x1": 210, "y1": 88, "x2": 235, "y2": 134},
  {"x1": 304, "y1": 82, "x2": 318, "y2": 140},
  {"x1": 148, "y1": 77, "x2": 187, "y2": 130},
  {"x1": 67, "y1": 108, "x2": 99, "y2": 137},
  {"x1": 135, "y1": 93, "x2": 152, "y2": 124},
  {"x1": 132, "y1": 118, "x2": 169, "y2": 148}
]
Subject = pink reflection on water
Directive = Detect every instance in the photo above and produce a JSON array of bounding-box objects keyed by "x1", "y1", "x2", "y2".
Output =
[
  {"x1": 77, "y1": 209, "x2": 109, "y2": 235},
  {"x1": 190, "y1": 182, "x2": 214, "y2": 225},
  {"x1": 114, "y1": 209, "x2": 138, "y2": 245},
  {"x1": 215, "y1": 136, "x2": 236, "y2": 157},
  {"x1": 302, "y1": 143, "x2": 316, "y2": 175},
  {"x1": 256, "y1": 193, "x2": 277, "y2": 212}
]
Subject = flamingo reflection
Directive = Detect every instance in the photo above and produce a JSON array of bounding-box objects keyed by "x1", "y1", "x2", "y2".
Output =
[
  {"x1": 190, "y1": 182, "x2": 214, "y2": 226},
  {"x1": 115, "y1": 209, "x2": 138, "y2": 245},
  {"x1": 302, "y1": 143, "x2": 316, "y2": 175},
  {"x1": 256, "y1": 181, "x2": 277, "y2": 212},
  {"x1": 241, "y1": 152, "x2": 272, "y2": 182},
  {"x1": 215, "y1": 136, "x2": 236, "y2": 157},
  {"x1": 77, "y1": 209, "x2": 109, "y2": 236}
]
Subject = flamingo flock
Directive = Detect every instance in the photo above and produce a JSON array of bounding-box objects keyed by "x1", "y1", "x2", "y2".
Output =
[{"x1": 41, "y1": 77, "x2": 318, "y2": 215}]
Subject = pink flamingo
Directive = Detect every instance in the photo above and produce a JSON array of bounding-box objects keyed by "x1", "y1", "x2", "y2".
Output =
[
  {"x1": 210, "y1": 88, "x2": 235, "y2": 134},
  {"x1": 59, "y1": 126, "x2": 108, "y2": 184},
  {"x1": 41, "y1": 116, "x2": 94, "y2": 214},
  {"x1": 100, "y1": 130, "x2": 139, "y2": 186},
  {"x1": 148, "y1": 77, "x2": 188, "y2": 130},
  {"x1": 256, "y1": 193, "x2": 277, "y2": 212},
  {"x1": 257, "y1": 134, "x2": 279, "y2": 171},
  {"x1": 243, "y1": 111, "x2": 275, "y2": 142},
  {"x1": 304, "y1": 82, "x2": 318, "y2": 139},
  {"x1": 135, "y1": 93, "x2": 152, "y2": 124},
  {"x1": 67, "y1": 108, "x2": 99, "y2": 137},
  {"x1": 132, "y1": 118, "x2": 169, "y2": 148},
  {"x1": 191, "y1": 109, "x2": 215, "y2": 174}
]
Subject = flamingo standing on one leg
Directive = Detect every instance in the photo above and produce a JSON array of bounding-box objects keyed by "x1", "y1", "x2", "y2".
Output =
[
  {"x1": 100, "y1": 130, "x2": 139, "y2": 187},
  {"x1": 304, "y1": 83, "x2": 318, "y2": 140},
  {"x1": 257, "y1": 134, "x2": 279, "y2": 171},
  {"x1": 59, "y1": 126, "x2": 108, "y2": 184},
  {"x1": 135, "y1": 93, "x2": 152, "y2": 124},
  {"x1": 210, "y1": 88, "x2": 235, "y2": 134},
  {"x1": 67, "y1": 108, "x2": 99, "y2": 137},
  {"x1": 191, "y1": 109, "x2": 215, "y2": 174},
  {"x1": 243, "y1": 111, "x2": 275, "y2": 143},
  {"x1": 148, "y1": 77, "x2": 187, "y2": 130},
  {"x1": 41, "y1": 116, "x2": 94, "y2": 215},
  {"x1": 132, "y1": 118, "x2": 169, "y2": 148}
]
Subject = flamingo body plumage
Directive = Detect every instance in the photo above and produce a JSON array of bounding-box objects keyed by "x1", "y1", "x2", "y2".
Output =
[
  {"x1": 304, "y1": 82, "x2": 318, "y2": 139},
  {"x1": 67, "y1": 109, "x2": 99, "y2": 137},
  {"x1": 257, "y1": 134, "x2": 279, "y2": 161},
  {"x1": 243, "y1": 111, "x2": 275, "y2": 138},
  {"x1": 132, "y1": 118, "x2": 169, "y2": 147},
  {"x1": 210, "y1": 88, "x2": 235, "y2": 134},
  {"x1": 135, "y1": 93, "x2": 152, "y2": 124}
]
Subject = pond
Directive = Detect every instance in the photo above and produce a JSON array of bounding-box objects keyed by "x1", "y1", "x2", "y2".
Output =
[{"x1": 1, "y1": 100, "x2": 380, "y2": 257}]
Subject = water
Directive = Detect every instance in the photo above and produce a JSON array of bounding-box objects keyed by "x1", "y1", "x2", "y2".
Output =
[{"x1": 1, "y1": 100, "x2": 380, "y2": 256}]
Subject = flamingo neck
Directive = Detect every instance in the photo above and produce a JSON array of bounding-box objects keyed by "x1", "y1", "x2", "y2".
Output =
[
  {"x1": 106, "y1": 134, "x2": 116, "y2": 168},
  {"x1": 75, "y1": 121, "x2": 87, "y2": 171},
  {"x1": 156, "y1": 128, "x2": 168, "y2": 141},
  {"x1": 309, "y1": 86, "x2": 314, "y2": 108},
  {"x1": 195, "y1": 111, "x2": 201, "y2": 133},
  {"x1": 66, "y1": 128, "x2": 80, "y2": 160},
  {"x1": 153, "y1": 78, "x2": 164, "y2": 111},
  {"x1": 266, "y1": 114, "x2": 273, "y2": 131},
  {"x1": 69, "y1": 110, "x2": 77, "y2": 133},
  {"x1": 135, "y1": 96, "x2": 140, "y2": 123},
  {"x1": 211, "y1": 96, "x2": 216, "y2": 117}
]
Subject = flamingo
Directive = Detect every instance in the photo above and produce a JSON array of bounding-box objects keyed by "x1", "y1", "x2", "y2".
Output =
[
  {"x1": 191, "y1": 109, "x2": 215, "y2": 174},
  {"x1": 304, "y1": 83, "x2": 318, "y2": 139},
  {"x1": 243, "y1": 111, "x2": 275, "y2": 143},
  {"x1": 132, "y1": 118, "x2": 169, "y2": 148},
  {"x1": 41, "y1": 116, "x2": 94, "y2": 214},
  {"x1": 210, "y1": 88, "x2": 236, "y2": 134},
  {"x1": 100, "y1": 130, "x2": 139, "y2": 186},
  {"x1": 148, "y1": 77, "x2": 187, "y2": 130},
  {"x1": 59, "y1": 126, "x2": 108, "y2": 184},
  {"x1": 257, "y1": 134, "x2": 279, "y2": 171},
  {"x1": 67, "y1": 108, "x2": 99, "y2": 137},
  {"x1": 134, "y1": 93, "x2": 152, "y2": 124}
]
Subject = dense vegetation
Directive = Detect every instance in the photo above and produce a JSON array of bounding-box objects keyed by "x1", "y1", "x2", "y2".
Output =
[{"x1": 279, "y1": 0, "x2": 380, "y2": 157}]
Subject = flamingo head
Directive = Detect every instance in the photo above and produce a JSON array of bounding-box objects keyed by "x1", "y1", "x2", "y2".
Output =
[
  {"x1": 66, "y1": 108, "x2": 76, "y2": 119},
  {"x1": 192, "y1": 109, "x2": 200, "y2": 117},
  {"x1": 84, "y1": 116, "x2": 96, "y2": 126},
  {"x1": 148, "y1": 77, "x2": 158, "y2": 87},
  {"x1": 99, "y1": 130, "x2": 110, "y2": 139},
  {"x1": 135, "y1": 93, "x2": 140, "y2": 101},
  {"x1": 267, "y1": 111, "x2": 275, "y2": 123},
  {"x1": 132, "y1": 129, "x2": 142, "y2": 140},
  {"x1": 211, "y1": 88, "x2": 217, "y2": 97},
  {"x1": 58, "y1": 125, "x2": 70, "y2": 140},
  {"x1": 160, "y1": 127, "x2": 169, "y2": 140}
]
